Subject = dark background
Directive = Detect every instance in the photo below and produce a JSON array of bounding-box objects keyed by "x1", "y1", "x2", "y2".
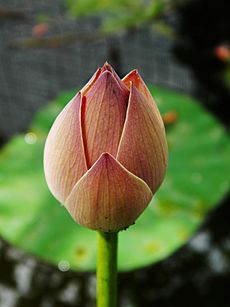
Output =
[{"x1": 0, "y1": 0, "x2": 230, "y2": 306}]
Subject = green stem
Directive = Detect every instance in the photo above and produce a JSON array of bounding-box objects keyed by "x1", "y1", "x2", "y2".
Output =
[{"x1": 96, "y1": 231, "x2": 118, "y2": 307}]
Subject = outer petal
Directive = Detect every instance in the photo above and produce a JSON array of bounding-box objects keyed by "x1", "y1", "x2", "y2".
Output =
[
  {"x1": 44, "y1": 93, "x2": 87, "y2": 203},
  {"x1": 65, "y1": 153, "x2": 153, "y2": 232},
  {"x1": 117, "y1": 84, "x2": 168, "y2": 194},
  {"x1": 82, "y1": 71, "x2": 129, "y2": 167},
  {"x1": 122, "y1": 69, "x2": 164, "y2": 127}
]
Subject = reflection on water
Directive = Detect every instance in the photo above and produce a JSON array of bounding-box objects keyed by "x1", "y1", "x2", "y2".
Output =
[{"x1": 0, "y1": 193, "x2": 230, "y2": 307}]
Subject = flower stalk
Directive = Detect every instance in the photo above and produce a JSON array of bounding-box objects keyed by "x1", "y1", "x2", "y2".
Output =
[{"x1": 97, "y1": 231, "x2": 118, "y2": 307}]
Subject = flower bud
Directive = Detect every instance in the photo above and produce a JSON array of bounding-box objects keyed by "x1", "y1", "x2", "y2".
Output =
[{"x1": 44, "y1": 63, "x2": 168, "y2": 232}]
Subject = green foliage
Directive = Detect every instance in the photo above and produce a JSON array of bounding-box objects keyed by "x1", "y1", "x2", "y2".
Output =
[
  {"x1": 65, "y1": 0, "x2": 170, "y2": 33},
  {"x1": 0, "y1": 86, "x2": 229, "y2": 271},
  {"x1": 35, "y1": 13, "x2": 49, "y2": 23}
]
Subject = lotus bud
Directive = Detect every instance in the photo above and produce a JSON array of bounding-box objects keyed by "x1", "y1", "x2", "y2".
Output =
[{"x1": 43, "y1": 63, "x2": 168, "y2": 232}]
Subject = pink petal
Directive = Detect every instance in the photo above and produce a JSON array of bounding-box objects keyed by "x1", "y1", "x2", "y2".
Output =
[
  {"x1": 65, "y1": 153, "x2": 153, "y2": 232},
  {"x1": 44, "y1": 93, "x2": 87, "y2": 203},
  {"x1": 82, "y1": 71, "x2": 129, "y2": 167},
  {"x1": 101, "y1": 62, "x2": 129, "y2": 93},
  {"x1": 122, "y1": 69, "x2": 164, "y2": 127},
  {"x1": 117, "y1": 84, "x2": 168, "y2": 193}
]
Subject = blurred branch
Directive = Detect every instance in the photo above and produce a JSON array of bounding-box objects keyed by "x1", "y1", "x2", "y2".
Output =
[
  {"x1": 8, "y1": 31, "x2": 105, "y2": 49},
  {"x1": 0, "y1": 7, "x2": 29, "y2": 20}
]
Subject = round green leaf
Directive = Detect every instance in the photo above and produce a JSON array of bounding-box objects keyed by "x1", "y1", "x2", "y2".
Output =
[{"x1": 0, "y1": 86, "x2": 229, "y2": 271}]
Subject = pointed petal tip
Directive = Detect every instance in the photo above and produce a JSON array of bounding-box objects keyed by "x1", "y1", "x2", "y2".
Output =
[
  {"x1": 92, "y1": 152, "x2": 123, "y2": 172},
  {"x1": 100, "y1": 63, "x2": 130, "y2": 94},
  {"x1": 123, "y1": 68, "x2": 165, "y2": 128},
  {"x1": 122, "y1": 69, "x2": 143, "y2": 87},
  {"x1": 97, "y1": 152, "x2": 125, "y2": 168},
  {"x1": 129, "y1": 69, "x2": 139, "y2": 76},
  {"x1": 103, "y1": 60, "x2": 111, "y2": 67},
  {"x1": 101, "y1": 61, "x2": 114, "y2": 73},
  {"x1": 88, "y1": 152, "x2": 111, "y2": 169},
  {"x1": 129, "y1": 69, "x2": 139, "y2": 78},
  {"x1": 87, "y1": 69, "x2": 126, "y2": 95},
  {"x1": 98, "y1": 151, "x2": 111, "y2": 161}
]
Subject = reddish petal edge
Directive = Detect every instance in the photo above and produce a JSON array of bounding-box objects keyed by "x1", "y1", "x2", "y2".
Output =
[
  {"x1": 64, "y1": 152, "x2": 153, "y2": 232},
  {"x1": 122, "y1": 69, "x2": 164, "y2": 127},
  {"x1": 44, "y1": 92, "x2": 88, "y2": 203},
  {"x1": 101, "y1": 62, "x2": 130, "y2": 94}
]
